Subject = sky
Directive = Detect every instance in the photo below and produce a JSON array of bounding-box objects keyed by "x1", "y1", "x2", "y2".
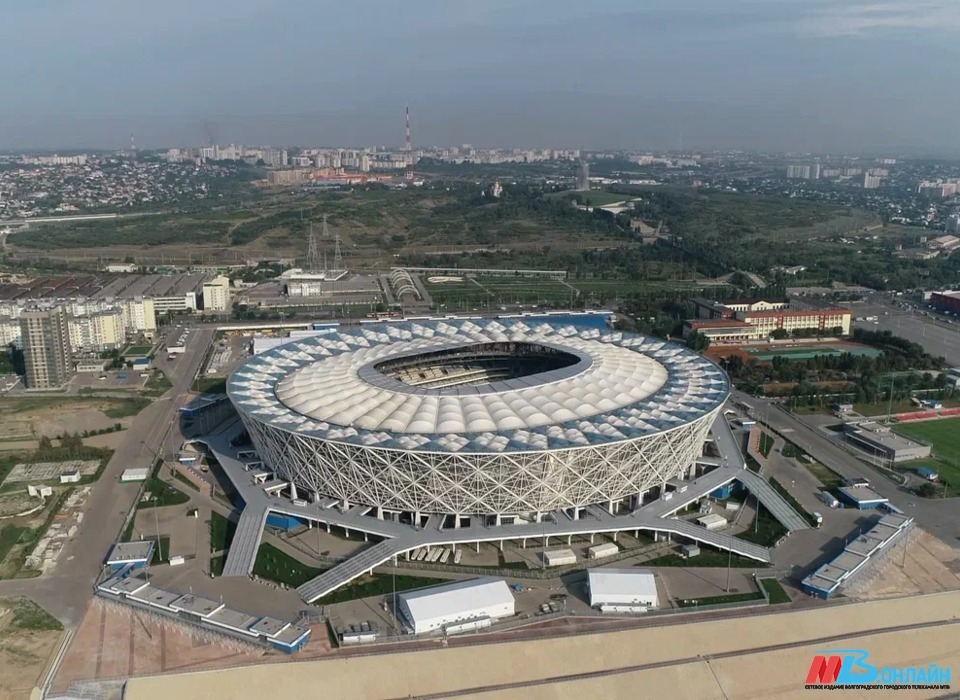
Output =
[{"x1": 1, "y1": 0, "x2": 957, "y2": 153}]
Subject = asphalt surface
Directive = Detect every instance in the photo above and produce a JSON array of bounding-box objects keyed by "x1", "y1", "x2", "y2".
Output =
[
  {"x1": 0, "y1": 326, "x2": 214, "y2": 626},
  {"x1": 733, "y1": 389, "x2": 960, "y2": 549},
  {"x1": 853, "y1": 297, "x2": 960, "y2": 367}
]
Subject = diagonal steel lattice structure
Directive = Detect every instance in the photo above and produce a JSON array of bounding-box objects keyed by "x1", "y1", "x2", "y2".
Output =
[{"x1": 228, "y1": 318, "x2": 728, "y2": 518}]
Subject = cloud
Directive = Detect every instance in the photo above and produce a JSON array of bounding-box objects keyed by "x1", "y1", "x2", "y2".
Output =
[{"x1": 796, "y1": 0, "x2": 960, "y2": 37}]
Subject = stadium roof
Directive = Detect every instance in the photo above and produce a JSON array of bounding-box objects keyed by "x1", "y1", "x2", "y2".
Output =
[{"x1": 227, "y1": 319, "x2": 728, "y2": 454}]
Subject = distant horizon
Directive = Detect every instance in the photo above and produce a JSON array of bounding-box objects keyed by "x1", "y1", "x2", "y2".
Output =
[{"x1": 3, "y1": 2, "x2": 960, "y2": 154}]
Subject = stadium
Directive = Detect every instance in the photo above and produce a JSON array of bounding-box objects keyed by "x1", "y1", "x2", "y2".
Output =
[{"x1": 227, "y1": 317, "x2": 729, "y2": 522}]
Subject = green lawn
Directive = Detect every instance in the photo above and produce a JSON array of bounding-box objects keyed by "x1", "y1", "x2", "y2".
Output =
[
  {"x1": 0, "y1": 525, "x2": 31, "y2": 568},
  {"x1": 894, "y1": 417, "x2": 960, "y2": 495},
  {"x1": 735, "y1": 505, "x2": 788, "y2": 547},
  {"x1": 801, "y1": 460, "x2": 845, "y2": 489},
  {"x1": 253, "y1": 543, "x2": 324, "y2": 587},
  {"x1": 769, "y1": 477, "x2": 820, "y2": 527},
  {"x1": 641, "y1": 548, "x2": 769, "y2": 569},
  {"x1": 760, "y1": 578, "x2": 791, "y2": 604},
  {"x1": 138, "y1": 477, "x2": 191, "y2": 509},
  {"x1": 173, "y1": 470, "x2": 201, "y2": 492},
  {"x1": 210, "y1": 512, "x2": 236, "y2": 553},
  {"x1": 123, "y1": 345, "x2": 155, "y2": 357},
  {"x1": 141, "y1": 536, "x2": 171, "y2": 565},
  {"x1": 758, "y1": 432, "x2": 774, "y2": 458}
]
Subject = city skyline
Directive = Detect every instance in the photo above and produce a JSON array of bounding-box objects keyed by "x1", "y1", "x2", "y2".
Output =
[{"x1": 2, "y1": 1, "x2": 959, "y2": 153}]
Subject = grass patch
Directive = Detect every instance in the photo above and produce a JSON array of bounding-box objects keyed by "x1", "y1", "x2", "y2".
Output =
[
  {"x1": 193, "y1": 377, "x2": 227, "y2": 394},
  {"x1": 210, "y1": 555, "x2": 224, "y2": 577},
  {"x1": 141, "y1": 536, "x2": 171, "y2": 565},
  {"x1": 210, "y1": 512, "x2": 236, "y2": 553},
  {"x1": 896, "y1": 418, "x2": 960, "y2": 495},
  {"x1": 801, "y1": 460, "x2": 845, "y2": 489},
  {"x1": 142, "y1": 370, "x2": 173, "y2": 397},
  {"x1": 782, "y1": 443, "x2": 804, "y2": 460},
  {"x1": 253, "y1": 543, "x2": 324, "y2": 588},
  {"x1": 676, "y1": 591, "x2": 764, "y2": 607},
  {"x1": 768, "y1": 476, "x2": 820, "y2": 527},
  {"x1": 735, "y1": 505, "x2": 788, "y2": 547},
  {"x1": 138, "y1": 476, "x2": 191, "y2": 509},
  {"x1": 314, "y1": 573, "x2": 449, "y2": 606},
  {"x1": 0, "y1": 525, "x2": 31, "y2": 567},
  {"x1": 122, "y1": 345, "x2": 155, "y2": 357},
  {"x1": 760, "y1": 578, "x2": 791, "y2": 604},
  {"x1": 758, "y1": 432, "x2": 774, "y2": 458},
  {"x1": 642, "y1": 548, "x2": 769, "y2": 569},
  {"x1": 173, "y1": 470, "x2": 201, "y2": 492},
  {"x1": 2, "y1": 597, "x2": 62, "y2": 631},
  {"x1": 102, "y1": 397, "x2": 152, "y2": 419}
]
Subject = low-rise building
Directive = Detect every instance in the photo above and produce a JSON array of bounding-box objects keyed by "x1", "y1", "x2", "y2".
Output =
[
  {"x1": 396, "y1": 577, "x2": 515, "y2": 634},
  {"x1": 587, "y1": 568, "x2": 659, "y2": 611}
]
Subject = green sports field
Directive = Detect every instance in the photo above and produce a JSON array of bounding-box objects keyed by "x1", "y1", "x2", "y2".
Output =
[{"x1": 893, "y1": 417, "x2": 960, "y2": 494}]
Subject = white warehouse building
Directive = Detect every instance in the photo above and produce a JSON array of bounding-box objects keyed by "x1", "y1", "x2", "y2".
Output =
[
  {"x1": 397, "y1": 577, "x2": 515, "y2": 634},
  {"x1": 587, "y1": 569, "x2": 659, "y2": 611}
]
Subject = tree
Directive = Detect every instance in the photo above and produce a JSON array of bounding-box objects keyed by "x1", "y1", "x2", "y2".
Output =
[
  {"x1": 770, "y1": 328, "x2": 789, "y2": 340},
  {"x1": 917, "y1": 482, "x2": 938, "y2": 499},
  {"x1": 686, "y1": 331, "x2": 710, "y2": 353}
]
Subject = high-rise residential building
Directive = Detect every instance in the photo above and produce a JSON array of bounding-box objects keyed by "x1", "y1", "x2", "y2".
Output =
[
  {"x1": 202, "y1": 276, "x2": 231, "y2": 312},
  {"x1": 863, "y1": 173, "x2": 882, "y2": 189},
  {"x1": 20, "y1": 306, "x2": 74, "y2": 389},
  {"x1": 786, "y1": 164, "x2": 812, "y2": 179},
  {"x1": 810, "y1": 163, "x2": 821, "y2": 180}
]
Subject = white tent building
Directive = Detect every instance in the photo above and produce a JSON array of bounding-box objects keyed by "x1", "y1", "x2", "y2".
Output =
[
  {"x1": 397, "y1": 577, "x2": 515, "y2": 634},
  {"x1": 587, "y1": 568, "x2": 659, "y2": 611}
]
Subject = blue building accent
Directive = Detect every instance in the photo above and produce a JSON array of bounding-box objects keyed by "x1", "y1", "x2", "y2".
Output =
[
  {"x1": 711, "y1": 482, "x2": 741, "y2": 500},
  {"x1": 266, "y1": 513, "x2": 304, "y2": 531}
]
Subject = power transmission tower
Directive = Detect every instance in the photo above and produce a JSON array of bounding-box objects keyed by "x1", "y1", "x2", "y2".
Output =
[{"x1": 307, "y1": 221, "x2": 320, "y2": 273}]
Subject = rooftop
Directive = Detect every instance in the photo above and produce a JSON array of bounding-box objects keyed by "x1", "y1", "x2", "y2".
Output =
[
  {"x1": 170, "y1": 594, "x2": 224, "y2": 618},
  {"x1": 228, "y1": 319, "x2": 728, "y2": 454},
  {"x1": 399, "y1": 577, "x2": 513, "y2": 622},
  {"x1": 107, "y1": 541, "x2": 155, "y2": 563},
  {"x1": 838, "y1": 485, "x2": 889, "y2": 506},
  {"x1": 587, "y1": 568, "x2": 657, "y2": 597}
]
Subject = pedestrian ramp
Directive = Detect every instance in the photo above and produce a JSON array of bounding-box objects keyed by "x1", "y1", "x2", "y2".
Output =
[
  {"x1": 735, "y1": 469, "x2": 811, "y2": 532},
  {"x1": 645, "y1": 517, "x2": 772, "y2": 563}
]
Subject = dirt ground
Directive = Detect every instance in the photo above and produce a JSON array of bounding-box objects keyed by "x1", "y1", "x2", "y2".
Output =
[
  {"x1": 50, "y1": 600, "x2": 332, "y2": 694},
  {"x1": 847, "y1": 529, "x2": 960, "y2": 599},
  {"x1": 0, "y1": 399, "x2": 132, "y2": 442},
  {"x1": 0, "y1": 600, "x2": 63, "y2": 700}
]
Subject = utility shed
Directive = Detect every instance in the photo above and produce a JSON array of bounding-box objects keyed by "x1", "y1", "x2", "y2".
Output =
[
  {"x1": 120, "y1": 468, "x2": 149, "y2": 483},
  {"x1": 397, "y1": 577, "x2": 514, "y2": 634},
  {"x1": 588, "y1": 542, "x2": 619, "y2": 560},
  {"x1": 543, "y1": 549, "x2": 577, "y2": 567},
  {"x1": 587, "y1": 568, "x2": 659, "y2": 610},
  {"x1": 697, "y1": 513, "x2": 728, "y2": 531}
]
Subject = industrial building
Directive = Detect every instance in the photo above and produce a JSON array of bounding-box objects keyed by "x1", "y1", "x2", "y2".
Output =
[
  {"x1": 843, "y1": 422, "x2": 931, "y2": 463},
  {"x1": 930, "y1": 290, "x2": 960, "y2": 315},
  {"x1": 20, "y1": 306, "x2": 74, "y2": 389},
  {"x1": 837, "y1": 484, "x2": 889, "y2": 509},
  {"x1": 587, "y1": 568, "x2": 659, "y2": 611},
  {"x1": 396, "y1": 577, "x2": 515, "y2": 634},
  {"x1": 802, "y1": 514, "x2": 912, "y2": 599}
]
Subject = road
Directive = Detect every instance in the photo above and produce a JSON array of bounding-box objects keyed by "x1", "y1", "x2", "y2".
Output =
[
  {"x1": 0, "y1": 327, "x2": 214, "y2": 626},
  {"x1": 733, "y1": 389, "x2": 960, "y2": 549}
]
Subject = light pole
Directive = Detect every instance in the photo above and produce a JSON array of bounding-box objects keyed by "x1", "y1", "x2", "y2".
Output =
[{"x1": 153, "y1": 497, "x2": 162, "y2": 563}]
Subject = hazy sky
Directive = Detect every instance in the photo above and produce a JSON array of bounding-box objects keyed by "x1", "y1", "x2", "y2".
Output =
[{"x1": 1, "y1": 0, "x2": 957, "y2": 152}]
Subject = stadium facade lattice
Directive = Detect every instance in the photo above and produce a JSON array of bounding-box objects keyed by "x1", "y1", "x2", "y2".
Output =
[{"x1": 227, "y1": 318, "x2": 728, "y2": 521}]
